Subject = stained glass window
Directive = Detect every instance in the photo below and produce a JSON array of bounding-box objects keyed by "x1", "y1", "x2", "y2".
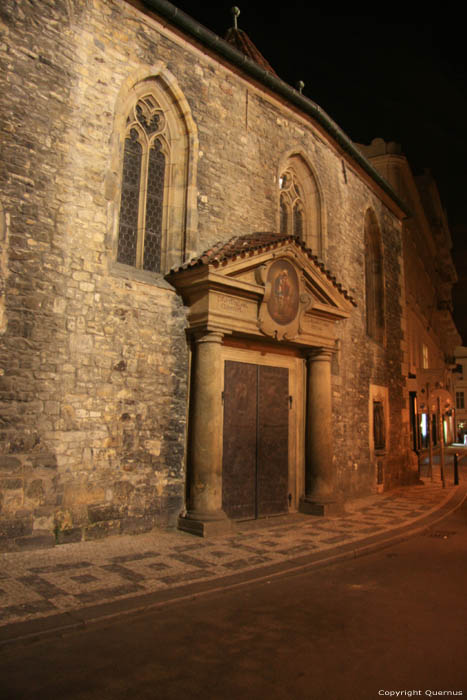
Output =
[
  {"x1": 280, "y1": 198, "x2": 288, "y2": 235},
  {"x1": 143, "y1": 141, "x2": 165, "y2": 272},
  {"x1": 293, "y1": 202, "x2": 303, "y2": 239},
  {"x1": 117, "y1": 95, "x2": 168, "y2": 273},
  {"x1": 117, "y1": 129, "x2": 142, "y2": 267}
]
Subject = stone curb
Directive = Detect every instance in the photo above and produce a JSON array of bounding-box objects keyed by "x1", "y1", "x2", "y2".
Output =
[{"x1": 1, "y1": 485, "x2": 465, "y2": 650}]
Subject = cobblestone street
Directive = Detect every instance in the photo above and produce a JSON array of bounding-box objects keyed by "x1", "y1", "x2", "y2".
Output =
[
  {"x1": 1, "y1": 480, "x2": 465, "y2": 645},
  {"x1": 1, "y1": 481, "x2": 467, "y2": 700}
]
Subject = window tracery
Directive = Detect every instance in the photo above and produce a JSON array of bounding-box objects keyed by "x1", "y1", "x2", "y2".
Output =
[
  {"x1": 278, "y1": 154, "x2": 323, "y2": 258},
  {"x1": 111, "y1": 67, "x2": 198, "y2": 278},
  {"x1": 279, "y1": 169, "x2": 305, "y2": 240},
  {"x1": 117, "y1": 95, "x2": 169, "y2": 273}
]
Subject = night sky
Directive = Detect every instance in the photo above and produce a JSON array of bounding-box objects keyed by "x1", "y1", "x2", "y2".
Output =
[{"x1": 160, "y1": 3, "x2": 467, "y2": 342}]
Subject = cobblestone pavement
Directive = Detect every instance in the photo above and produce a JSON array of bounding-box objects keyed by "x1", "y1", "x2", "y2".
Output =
[{"x1": 1, "y1": 481, "x2": 465, "y2": 639}]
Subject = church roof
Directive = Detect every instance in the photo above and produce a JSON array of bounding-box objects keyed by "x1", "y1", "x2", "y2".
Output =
[
  {"x1": 224, "y1": 27, "x2": 278, "y2": 76},
  {"x1": 169, "y1": 232, "x2": 357, "y2": 305}
]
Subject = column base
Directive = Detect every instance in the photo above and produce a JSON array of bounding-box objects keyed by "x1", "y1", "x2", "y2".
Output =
[
  {"x1": 299, "y1": 496, "x2": 343, "y2": 517},
  {"x1": 178, "y1": 510, "x2": 233, "y2": 537}
]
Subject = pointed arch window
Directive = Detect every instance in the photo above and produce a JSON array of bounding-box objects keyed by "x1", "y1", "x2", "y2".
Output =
[
  {"x1": 111, "y1": 69, "x2": 198, "y2": 277},
  {"x1": 278, "y1": 154, "x2": 323, "y2": 258},
  {"x1": 279, "y1": 169, "x2": 305, "y2": 240},
  {"x1": 364, "y1": 209, "x2": 385, "y2": 344},
  {"x1": 117, "y1": 95, "x2": 169, "y2": 273}
]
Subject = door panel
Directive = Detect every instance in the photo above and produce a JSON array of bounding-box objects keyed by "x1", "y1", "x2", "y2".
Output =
[
  {"x1": 222, "y1": 361, "x2": 257, "y2": 520},
  {"x1": 222, "y1": 360, "x2": 289, "y2": 520},
  {"x1": 257, "y1": 365, "x2": 289, "y2": 517}
]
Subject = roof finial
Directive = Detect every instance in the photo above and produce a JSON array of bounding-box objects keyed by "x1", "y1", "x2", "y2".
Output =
[
  {"x1": 231, "y1": 6, "x2": 240, "y2": 30},
  {"x1": 296, "y1": 80, "x2": 305, "y2": 94}
]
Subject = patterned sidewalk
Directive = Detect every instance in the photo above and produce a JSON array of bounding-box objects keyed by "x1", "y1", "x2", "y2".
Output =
[{"x1": 1, "y1": 481, "x2": 465, "y2": 642}]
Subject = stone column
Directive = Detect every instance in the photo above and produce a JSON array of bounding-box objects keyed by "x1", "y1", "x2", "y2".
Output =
[
  {"x1": 300, "y1": 347, "x2": 341, "y2": 515},
  {"x1": 178, "y1": 331, "x2": 232, "y2": 536}
]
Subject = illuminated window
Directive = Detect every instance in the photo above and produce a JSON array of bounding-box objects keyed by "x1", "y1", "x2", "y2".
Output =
[
  {"x1": 422, "y1": 344, "x2": 429, "y2": 369},
  {"x1": 420, "y1": 413, "x2": 429, "y2": 449},
  {"x1": 279, "y1": 154, "x2": 323, "y2": 257},
  {"x1": 364, "y1": 209, "x2": 385, "y2": 344},
  {"x1": 421, "y1": 414, "x2": 428, "y2": 437},
  {"x1": 456, "y1": 391, "x2": 465, "y2": 409}
]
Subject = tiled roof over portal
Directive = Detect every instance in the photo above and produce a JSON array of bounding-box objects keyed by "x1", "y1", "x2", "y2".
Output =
[{"x1": 170, "y1": 232, "x2": 357, "y2": 305}]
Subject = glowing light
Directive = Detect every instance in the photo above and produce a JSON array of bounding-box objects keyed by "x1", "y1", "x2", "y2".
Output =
[{"x1": 421, "y1": 413, "x2": 428, "y2": 437}]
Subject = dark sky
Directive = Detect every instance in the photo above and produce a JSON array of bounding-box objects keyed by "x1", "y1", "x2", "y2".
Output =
[{"x1": 162, "y1": 3, "x2": 467, "y2": 341}]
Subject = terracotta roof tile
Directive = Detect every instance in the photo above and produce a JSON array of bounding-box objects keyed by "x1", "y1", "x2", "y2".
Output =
[{"x1": 169, "y1": 232, "x2": 356, "y2": 305}]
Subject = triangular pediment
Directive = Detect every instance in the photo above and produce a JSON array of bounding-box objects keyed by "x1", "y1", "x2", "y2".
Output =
[{"x1": 167, "y1": 234, "x2": 355, "y2": 347}]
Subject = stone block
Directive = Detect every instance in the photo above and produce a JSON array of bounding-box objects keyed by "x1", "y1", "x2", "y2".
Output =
[
  {"x1": 0, "y1": 456, "x2": 22, "y2": 472},
  {"x1": 0, "y1": 516, "x2": 33, "y2": 539},
  {"x1": 55, "y1": 527, "x2": 83, "y2": 545},
  {"x1": 120, "y1": 515, "x2": 154, "y2": 535},
  {"x1": 26, "y1": 479, "x2": 45, "y2": 499},
  {"x1": 32, "y1": 453, "x2": 58, "y2": 469},
  {"x1": 84, "y1": 520, "x2": 121, "y2": 540},
  {"x1": 299, "y1": 497, "x2": 345, "y2": 516},
  {"x1": 0, "y1": 478, "x2": 23, "y2": 490},
  {"x1": 15, "y1": 531, "x2": 56, "y2": 550},
  {"x1": 177, "y1": 514, "x2": 233, "y2": 537},
  {"x1": 87, "y1": 503, "x2": 127, "y2": 523}
]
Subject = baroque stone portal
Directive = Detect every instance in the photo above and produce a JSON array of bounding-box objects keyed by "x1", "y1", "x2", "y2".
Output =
[{"x1": 167, "y1": 233, "x2": 355, "y2": 535}]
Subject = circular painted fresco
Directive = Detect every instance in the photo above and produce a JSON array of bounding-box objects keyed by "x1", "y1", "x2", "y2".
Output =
[{"x1": 267, "y1": 259, "x2": 300, "y2": 326}]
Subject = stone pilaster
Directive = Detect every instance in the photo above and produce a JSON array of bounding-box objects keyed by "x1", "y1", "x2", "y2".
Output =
[{"x1": 178, "y1": 331, "x2": 232, "y2": 536}]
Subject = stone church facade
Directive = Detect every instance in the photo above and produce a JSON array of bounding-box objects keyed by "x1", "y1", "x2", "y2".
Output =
[{"x1": 0, "y1": 0, "x2": 420, "y2": 549}]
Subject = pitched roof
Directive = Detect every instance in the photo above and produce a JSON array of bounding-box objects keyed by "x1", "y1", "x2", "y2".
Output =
[
  {"x1": 169, "y1": 232, "x2": 356, "y2": 305},
  {"x1": 224, "y1": 27, "x2": 278, "y2": 76}
]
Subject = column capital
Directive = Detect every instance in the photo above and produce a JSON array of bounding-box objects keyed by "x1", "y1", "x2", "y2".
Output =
[
  {"x1": 193, "y1": 330, "x2": 224, "y2": 345},
  {"x1": 306, "y1": 347, "x2": 334, "y2": 363}
]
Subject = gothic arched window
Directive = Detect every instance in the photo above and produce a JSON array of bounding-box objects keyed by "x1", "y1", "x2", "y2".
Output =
[
  {"x1": 279, "y1": 168, "x2": 305, "y2": 240},
  {"x1": 112, "y1": 68, "x2": 198, "y2": 276},
  {"x1": 117, "y1": 95, "x2": 169, "y2": 273},
  {"x1": 364, "y1": 209, "x2": 385, "y2": 344},
  {"x1": 278, "y1": 154, "x2": 323, "y2": 257}
]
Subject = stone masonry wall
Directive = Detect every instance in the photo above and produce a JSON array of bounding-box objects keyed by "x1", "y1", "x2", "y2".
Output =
[{"x1": 0, "y1": 0, "x2": 408, "y2": 549}]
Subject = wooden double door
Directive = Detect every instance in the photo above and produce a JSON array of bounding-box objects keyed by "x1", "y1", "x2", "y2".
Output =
[{"x1": 222, "y1": 360, "x2": 289, "y2": 520}]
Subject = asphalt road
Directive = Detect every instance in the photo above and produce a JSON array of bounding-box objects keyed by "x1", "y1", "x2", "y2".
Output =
[{"x1": 1, "y1": 500, "x2": 466, "y2": 700}]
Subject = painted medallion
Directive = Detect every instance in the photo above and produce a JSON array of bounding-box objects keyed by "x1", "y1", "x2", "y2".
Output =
[{"x1": 266, "y1": 259, "x2": 300, "y2": 326}]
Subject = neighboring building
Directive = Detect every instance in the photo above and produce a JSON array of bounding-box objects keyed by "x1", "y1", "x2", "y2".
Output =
[
  {"x1": 0, "y1": 0, "x2": 444, "y2": 549},
  {"x1": 357, "y1": 139, "x2": 460, "y2": 465},
  {"x1": 453, "y1": 347, "x2": 467, "y2": 444}
]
